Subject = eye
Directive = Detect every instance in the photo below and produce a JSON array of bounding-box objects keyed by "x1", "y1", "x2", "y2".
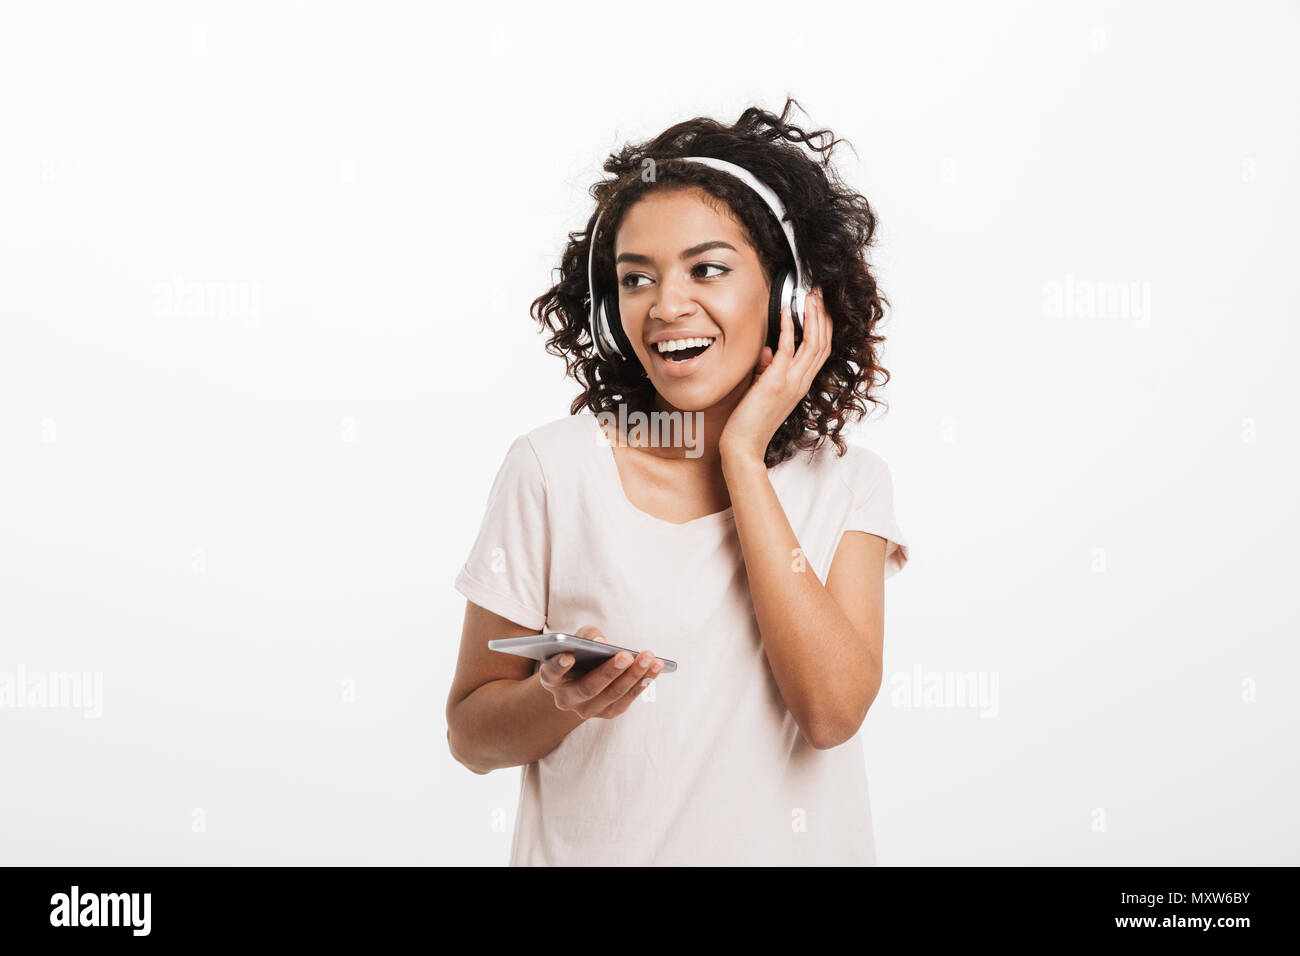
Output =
[{"x1": 618, "y1": 263, "x2": 730, "y2": 289}]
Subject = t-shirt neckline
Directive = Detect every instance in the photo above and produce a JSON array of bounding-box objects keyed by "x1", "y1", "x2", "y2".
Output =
[{"x1": 589, "y1": 413, "x2": 736, "y2": 530}]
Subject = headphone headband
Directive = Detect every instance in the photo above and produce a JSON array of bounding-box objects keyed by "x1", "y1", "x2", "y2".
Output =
[{"x1": 586, "y1": 155, "x2": 809, "y2": 361}]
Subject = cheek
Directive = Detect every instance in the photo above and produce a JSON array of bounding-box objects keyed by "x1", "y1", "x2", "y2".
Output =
[{"x1": 712, "y1": 287, "x2": 769, "y2": 351}]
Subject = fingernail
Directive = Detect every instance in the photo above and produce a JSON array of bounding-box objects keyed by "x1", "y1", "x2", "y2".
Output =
[
  {"x1": 615, "y1": 653, "x2": 632, "y2": 669},
  {"x1": 651, "y1": 661, "x2": 663, "y2": 674}
]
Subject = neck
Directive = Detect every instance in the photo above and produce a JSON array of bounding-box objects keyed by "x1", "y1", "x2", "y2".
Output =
[{"x1": 645, "y1": 374, "x2": 752, "y2": 465}]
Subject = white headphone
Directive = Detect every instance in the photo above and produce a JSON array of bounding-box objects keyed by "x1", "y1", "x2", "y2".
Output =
[{"x1": 586, "y1": 155, "x2": 810, "y2": 363}]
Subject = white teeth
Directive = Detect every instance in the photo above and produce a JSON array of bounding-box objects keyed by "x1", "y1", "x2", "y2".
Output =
[{"x1": 655, "y1": 336, "x2": 716, "y2": 354}]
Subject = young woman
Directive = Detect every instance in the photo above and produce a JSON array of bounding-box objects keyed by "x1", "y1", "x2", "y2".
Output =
[{"x1": 445, "y1": 99, "x2": 910, "y2": 866}]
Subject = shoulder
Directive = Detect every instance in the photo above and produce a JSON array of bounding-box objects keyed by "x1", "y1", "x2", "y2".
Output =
[
  {"x1": 838, "y1": 441, "x2": 892, "y2": 484},
  {"x1": 520, "y1": 413, "x2": 600, "y2": 456},
  {"x1": 835, "y1": 442, "x2": 896, "y2": 508},
  {"x1": 500, "y1": 413, "x2": 601, "y2": 482},
  {"x1": 779, "y1": 435, "x2": 894, "y2": 504}
]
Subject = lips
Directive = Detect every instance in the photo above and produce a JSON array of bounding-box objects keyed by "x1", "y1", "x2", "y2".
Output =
[{"x1": 650, "y1": 337, "x2": 717, "y2": 377}]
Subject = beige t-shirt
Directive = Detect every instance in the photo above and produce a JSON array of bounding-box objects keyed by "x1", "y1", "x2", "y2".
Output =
[{"x1": 453, "y1": 412, "x2": 910, "y2": 866}]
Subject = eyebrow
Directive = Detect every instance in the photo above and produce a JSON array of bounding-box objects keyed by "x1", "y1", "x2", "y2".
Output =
[{"x1": 615, "y1": 240, "x2": 738, "y2": 266}]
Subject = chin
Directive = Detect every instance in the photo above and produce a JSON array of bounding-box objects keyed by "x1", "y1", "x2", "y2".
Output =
[
  {"x1": 640, "y1": 338, "x2": 754, "y2": 408},
  {"x1": 651, "y1": 373, "x2": 745, "y2": 410}
]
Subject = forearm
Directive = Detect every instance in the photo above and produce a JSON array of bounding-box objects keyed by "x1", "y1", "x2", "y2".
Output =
[
  {"x1": 447, "y1": 672, "x2": 585, "y2": 774},
  {"x1": 721, "y1": 451, "x2": 880, "y2": 747}
]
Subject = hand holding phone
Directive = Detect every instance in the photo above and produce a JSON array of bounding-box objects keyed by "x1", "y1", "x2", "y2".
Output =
[{"x1": 492, "y1": 625, "x2": 668, "y2": 721}]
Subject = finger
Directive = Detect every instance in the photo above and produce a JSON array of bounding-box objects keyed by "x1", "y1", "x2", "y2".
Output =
[
  {"x1": 817, "y1": 291, "x2": 833, "y2": 368},
  {"x1": 542, "y1": 625, "x2": 607, "y2": 690},
  {"x1": 573, "y1": 625, "x2": 608, "y2": 643},
  {"x1": 586, "y1": 649, "x2": 658, "y2": 714},
  {"x1": 538, "y1": 651, "x2": 576, "y2": 691},
  {"x1": 602, "y1": 661, "x2": 662, "y2": 718},
  {"x1": 796, "y1": 290, "x2": 820, "y2": 369},
  {"x1": 567, "y1": 647, "x2": 641, "y2": 706},
  {"x1": 812, "y1": 290, "x2": 831, "y2": 365},
  {"x1": 783, "y1": 301, "x2": 812, "y2": 393},
  {"x1": 815, "y1": 289, "x2": 832, "y2": 361},
  {"x1": 797, "y1": 291, "x2": 831, "y2": 392},
  {"x1": 601, "y1": 654, "x2": 664, "y2": 717}
]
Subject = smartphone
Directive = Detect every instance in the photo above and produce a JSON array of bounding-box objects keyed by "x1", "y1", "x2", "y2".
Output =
[{"x1": 488, "y1": 633, "x2": 677, "y2": 675}]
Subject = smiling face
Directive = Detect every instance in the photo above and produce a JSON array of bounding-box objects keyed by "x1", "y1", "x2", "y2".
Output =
[{"x1": 613, "y1": 187, "x2": 772, "y2": 411}]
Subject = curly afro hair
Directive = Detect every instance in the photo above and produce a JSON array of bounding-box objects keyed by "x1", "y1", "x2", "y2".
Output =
[{"x1": 530, "y1": 96, "x2": 892, "y2": 468}]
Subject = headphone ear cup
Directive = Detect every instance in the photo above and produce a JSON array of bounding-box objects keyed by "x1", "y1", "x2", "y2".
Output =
[
  {"x1": 766, "y1": 267, "x2": 795, "y2": 352},
  {"x1": 601, "y1": 290, "x2": 637, "y2": 362},
  {"x1": 592, "y1": 294, "x2": 611, "y2": 360}
]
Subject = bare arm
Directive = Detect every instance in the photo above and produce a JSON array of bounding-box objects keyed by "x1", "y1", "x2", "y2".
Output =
[
  {"x1": 444, "y1": 601, "x2": 584, "y2": 774},
  {"x1": 445, "y1": 601, "x2": 665, "y2": 773},
  {"x1": 713, "y1": 290, "x2": 887, "y2": 749},
  {"x1": 720, "y1": 451, "x2": 887, "y2": 750}
]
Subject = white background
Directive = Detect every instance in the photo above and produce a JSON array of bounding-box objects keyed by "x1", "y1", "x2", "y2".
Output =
[{"x1": 2, "y1": 0, "x2": 1296, "y2": 865}]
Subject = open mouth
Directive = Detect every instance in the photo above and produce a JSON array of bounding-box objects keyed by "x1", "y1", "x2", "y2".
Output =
[{"x1": 652, "y1": 336, "x2": 717, "y2": 372}]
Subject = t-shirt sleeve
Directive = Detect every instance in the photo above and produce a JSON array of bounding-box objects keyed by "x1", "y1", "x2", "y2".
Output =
[
  {"x1": 453, "y1": 435, "x2": 550, "y2": 631},
  {"x1": 842, "y1": 454, "x2": 910, "y2": 581}
]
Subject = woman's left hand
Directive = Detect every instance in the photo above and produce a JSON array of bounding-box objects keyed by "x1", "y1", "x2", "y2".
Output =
[{"x1": 719, "y1": 287, "x2": 832, "y2": 464}]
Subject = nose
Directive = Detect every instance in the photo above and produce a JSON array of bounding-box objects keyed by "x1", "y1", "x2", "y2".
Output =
[{"x1": 649, "y1": 270, "x2": 698, "y2": 322}]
